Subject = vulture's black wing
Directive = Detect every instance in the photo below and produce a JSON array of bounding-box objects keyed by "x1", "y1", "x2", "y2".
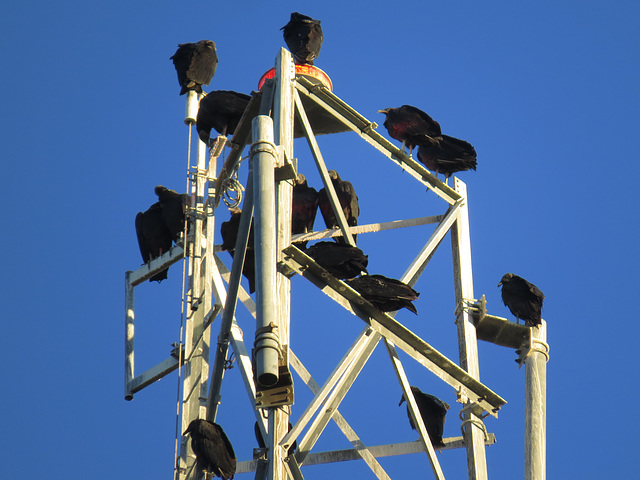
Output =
[
  {"x1": 196, "y1": 90, "x2": 251, "y2": 144},
  {"x1": 171, "y1": 40, "x2": 218, "y2": 95}
]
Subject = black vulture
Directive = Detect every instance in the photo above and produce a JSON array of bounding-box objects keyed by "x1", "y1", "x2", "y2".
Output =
[
  {"x1": 317, "y1": 170, "x2": 359, "y2": 244},
  {"x1": 399, "y1": 386, "x2": 450, "y2": 448},
  {"x1": 345, "y1": 274, "x2": 419, "y2": 314},
  {"x1": 292, "y1": 173, "x2": 319, "y2": 248},
  {"x1": 183, "y1": 419, "x2": 236, "y2": 480},
  {"x1": 170, "y1": 40, "x2": 218, "y2": 95},
  {"x1": 154, "y1": 185, "x2": 189, "y2": 242},
  {"x1": 196, "y1": 90, "x2": 251, "y2": 145},
  {"x1": 378, "y1": 105, "x2": 442, "y2": 155},
  {"x1": 220, "y1": 208, "x2": 256, "y2": 293},
  {"x1": 498, "y1": 273, "x2": 545, "y2": 327},
  {"x1": 254, "y1": 421, "x2": 297, "y2": 456},
  {"x1": 416, "y1": 135, "x2": 477, "y2": 182},
  {"x1": 135, "y1": 202, "x2": 171, "y2": 282},
  {"x1": 304, "y1": 241, "x2": 368, "y2": 279},
  {"x1": 281, "y1": 12, "x2": 323, "y2": 65}
]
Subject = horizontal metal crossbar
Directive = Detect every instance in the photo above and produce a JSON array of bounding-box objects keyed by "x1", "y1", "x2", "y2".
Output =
[
  {"x1": 128, "y1": 243, "x2": 185, "y2": 286},
  {"x1": 290, "y1": 214, "x2": 445, "y2": 244},
  {"x1": 295, "y1": 77, "x2": 461, "y2": 205},
  {"x1": 281, "y1": 245, "x2": 506, "y2": 416},
  {"x1": 127, "y1": 356, "x2": 179, "y2": 395},
  {"x1": 236, "y1": 434, "x2": 497, "y2": 473}
]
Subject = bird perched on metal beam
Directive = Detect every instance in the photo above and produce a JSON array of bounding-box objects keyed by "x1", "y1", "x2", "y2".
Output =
[
  {"x1": 135, "y1": 202, "x2": 171, "y2": 282},
  {"x1": 292, "y1": 173, "x2": 319, "y2": 248},
  {"x1": 399, "y1": 386, "x2": 450, "y2": 448},
  {"x1": 304, "y1": 241, "x2": 368, "y2": 280},
  {"x1": 134, "y1": 185, "x2": 188, "y2": 282},
  {"x1": 183, "y1": 419, "x2": 236, "y2": 480},
  {"x1": 318, "y1": 170, "x2": 359, "y2": 244},
  {"x1": 170, "y1": 40, "x2": 218, "y2": 95},
  {"x1": 378, "y1": 105, "x2": 442, "y2": 155},
  {"x1": 220, "y1": 208, "x2": 256, "y2": 293},
  {"x1": 154, "y1": 185, "x2": 189, "y2": 243},
  {"x1": 281, "y1": 12, "x2": 323, "y2": 65},
  {"x1": 196, "y1": 90, "x2": 251, "y2": 145},
  {"x1": 498, "y1": 273, "x2": 545, "y2": 326},
  {"x1": 417, "y1": 135, "x2": 477, "y2": 182},
  {"x1": 346, "y1": 274, "x2": 419, "y2": 314}
]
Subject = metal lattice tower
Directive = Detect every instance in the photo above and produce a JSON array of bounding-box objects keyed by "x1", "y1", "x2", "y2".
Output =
[{"x1": 124, "y1": 48, "x2": 548, "y2": 480}]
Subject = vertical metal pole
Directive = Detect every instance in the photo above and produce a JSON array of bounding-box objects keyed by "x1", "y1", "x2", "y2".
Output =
[
  {"x1": 525, "y1": 320, "x2": 548, "y2": 480},
  {"x1": 451, "y1": 178, "x2": 488, "y2": 480},
  {"x1": 179, "y1": 95, "x2": 213, "y2": 480},
  {"x1": 252, "y1": 115, "x2": 280, "y2": 387},
  {"x1": 207, "y1": 168, "x2": 255, "y2": 422},
  {"x1": 269, "y1": 48, "x2": 295, "y2": 480},
  {"x1": 124, "y1": 271, "x2": 135, "y2": 401}
]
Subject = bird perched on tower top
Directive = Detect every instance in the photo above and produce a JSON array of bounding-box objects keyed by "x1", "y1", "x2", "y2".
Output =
[
  {"x1": 281, "y1": 12, "x2": 323, "y2": 65},
  {"x1": 498, "y1": 273, "x2": 545, "y2": 327},
  {"x1": 170, "y1": 40, "x2": 218, "y2": 95},
  {"x1": 378, "y1": 105, "x2": 442, "y2": 155}
]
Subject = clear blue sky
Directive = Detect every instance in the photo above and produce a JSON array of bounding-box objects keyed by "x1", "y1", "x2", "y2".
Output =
[{"x1": 2, "y1": 1, "x2": 639, "y2": 479}]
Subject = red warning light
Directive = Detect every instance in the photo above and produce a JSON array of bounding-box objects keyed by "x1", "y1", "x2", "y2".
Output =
[{"x1": 258, "y1": 64, "x2": 333, "y2": 91}]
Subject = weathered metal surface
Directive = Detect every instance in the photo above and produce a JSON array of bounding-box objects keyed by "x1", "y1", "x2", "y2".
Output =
[
  {"x1": 128, "y1": 356, "x2": 180, "y2": 395},
  {"x1": 525, "y1": 321, "x2": 548, "y2": 480},
  {"x1": 237, "y1": 434, "x2": 497, "y2": 474},
  {"x1": 451, "y1": 178, "x2": 488, "y2": 480},
  {"x1": 128, "y1": 243, "x2": 185, "y2": 286}
]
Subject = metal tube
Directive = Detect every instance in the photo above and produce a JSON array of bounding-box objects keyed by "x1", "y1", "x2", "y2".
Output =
[
  {"x1": 525, "y1": 320, "x2": 548, "y2": 480},
  {"x1": 184, "y1": 90, "x2": 198, "y2": 125},
  {"x1": 251, "y1": 115, "x2": 280, "y2": 387},
  {"x1": 124, "y1": 271, "x2": 135, "y2": 400},
  {"x1": 450, "y1": 178, "x2": 488, "y2": 480},
  {"x1": 206, "y1": 169, "x2": 255, "y2": 422}
]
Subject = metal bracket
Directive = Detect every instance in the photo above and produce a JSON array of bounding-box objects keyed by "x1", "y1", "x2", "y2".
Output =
[
  {"x1": 516, "y1": 334, "x2": 550, "y2": 367},
  {"x1": 255, "y1": 365, "x2": 294, "y2": 407}
]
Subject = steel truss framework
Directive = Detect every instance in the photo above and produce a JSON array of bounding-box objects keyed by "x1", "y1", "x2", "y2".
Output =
[{"x1": 124, "y1": 48, "x2": 548, "y2": 480}]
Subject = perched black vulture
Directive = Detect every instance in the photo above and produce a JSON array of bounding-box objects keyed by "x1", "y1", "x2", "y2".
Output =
[
  {"x1": 196, "y1": 90, "x2": 251, "y2": 145},
  {"x1": 399, "y1": 386, "x2": 450, "y2": 448},
  {"x1": 378, "y1": 105, "x2": 442, "y2": 155},
  {"x1": 183, "y1": 419, "x2": 236, "y2": 480},
  {"x1": 317, "y1": 170, "x2": 359, "y2": 244},
  {"x1": 292, "y1": 173, "x2": 319, "y2": 248},
  {"x1": 281, "y1": 12, "x2": 323, "y2": 65},
  {"x1": 345, "y1": 274, "x2": 419, "y2": 314},
  {"x1": 304, "y1": 241, "x2": 368, "y2": 279},
  {"x1": 170, "y1": 40, "x2": 218, "y2": 95},
  {"x1": 220, "y1": 208, "x2": 256, "y2": 293},
  {"x1": 416, "y1": 135, "x2": 477, "y2": 181},
  {"x1": 498, "y1": 273, "x2": 545, "y2": 327},
  {"x1": 135, "y1": 202, "x2": 171, "y2": 282},
  {"x1": 154, "y1": 185, "x2": 189, "y2": 242},
  {"x1": 254, "y1": 421, "x2": 297, "y2": 456}
]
